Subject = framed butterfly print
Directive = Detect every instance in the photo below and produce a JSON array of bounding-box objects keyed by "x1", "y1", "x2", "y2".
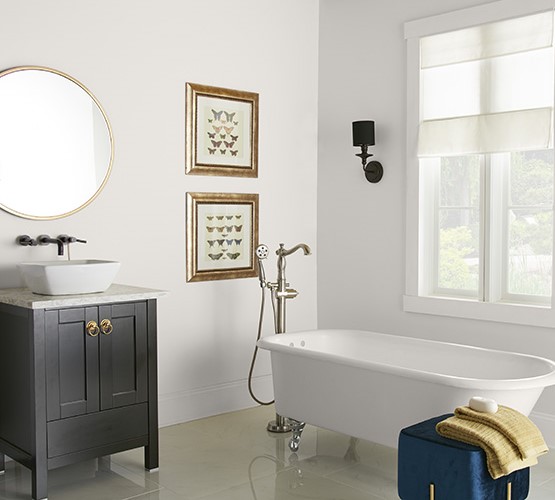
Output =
[
  {"x1": 186, "y1": 192, "x2": 259, "y2": 282},
  {"x1": 186, "y1": 83, "x2": 259, "y2": 178}
]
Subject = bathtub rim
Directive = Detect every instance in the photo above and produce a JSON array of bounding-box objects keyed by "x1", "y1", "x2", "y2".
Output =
[{"x1": 257, "y1": 329, "x2": 555, "y2": 391}]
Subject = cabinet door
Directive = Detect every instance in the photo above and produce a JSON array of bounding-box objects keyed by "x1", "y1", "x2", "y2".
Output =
[
  {"x1": 98, "y1": 302, "x2": 148, "y2": 410},
  {"x1": 45, "y1": 307, "x2": 100, "y2": 421}
]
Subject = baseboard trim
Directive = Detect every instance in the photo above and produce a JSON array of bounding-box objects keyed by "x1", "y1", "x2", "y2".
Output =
[
  {"x1": 158, "y1": 374, "x2": 274, "y2": 428},
  {"x1": 530, "y1": 410, "x2": 555, "y2": 449}
]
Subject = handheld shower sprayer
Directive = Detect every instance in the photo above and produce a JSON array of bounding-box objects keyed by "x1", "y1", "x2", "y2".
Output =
[
  {"x1": 248, "y1": 241, "x2": 312, "y2": 432},
  {"x1": 255, "y1": 244, "x2": 269, "y2": 288}
]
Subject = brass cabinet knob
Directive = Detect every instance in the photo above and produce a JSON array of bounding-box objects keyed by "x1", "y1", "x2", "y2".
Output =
[
  {"x1": 86, "y1": 321, "x2": 100, "y2": 337},
  {"x1": 100, "y1": 319, "x2": 113, "y2": 335}
]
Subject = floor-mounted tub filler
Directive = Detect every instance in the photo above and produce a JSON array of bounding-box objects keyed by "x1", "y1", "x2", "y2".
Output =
[
  {"x1": 257, "y1": 329, "x2": 555, "y2": 451},
  {"x1": 248, "y1": 242, "x2": 311, "y2": 433}
]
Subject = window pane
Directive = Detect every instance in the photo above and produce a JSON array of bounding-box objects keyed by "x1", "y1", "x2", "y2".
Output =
[
  {"x1": 507, "y1": 209, "x2": 552, "y2": 296},
  {"x1": 440, "y1": 156, "x2": 480, "y2": 207},
  {"x1": 437, "y1": 157, "x2": 481, "y2": 293},
  {"x1": 438, "y1": 209, "x2": 480, "y2": 292},
  {"x1": 510, "y1": 150, "x2": 554, "y2": 206},
  {"x1": 507, "y1": 150, "x2": 553, "y2": 297}
]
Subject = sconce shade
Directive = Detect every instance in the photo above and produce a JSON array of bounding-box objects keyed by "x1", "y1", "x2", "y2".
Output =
[{"x1": 352, "y1": 120, "x2": 375, "y2": 147}]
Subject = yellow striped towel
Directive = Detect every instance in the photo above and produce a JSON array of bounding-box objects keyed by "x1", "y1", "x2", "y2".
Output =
[
  {"x1": 436, "y1": 416, "x2": 538, "y2": 479},
  {"x1": 455, "y1": 405, "x2": 548, "y2": 460}
]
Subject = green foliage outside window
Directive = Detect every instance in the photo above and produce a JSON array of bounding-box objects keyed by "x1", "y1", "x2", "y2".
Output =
[{"x1": 437, "y1": 151, "x2": 553, "y2": 298}]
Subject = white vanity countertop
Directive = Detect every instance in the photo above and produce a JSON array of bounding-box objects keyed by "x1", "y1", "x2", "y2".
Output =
[{"x1": 0, "y1": 284, "x2": 167, "y2": 309}]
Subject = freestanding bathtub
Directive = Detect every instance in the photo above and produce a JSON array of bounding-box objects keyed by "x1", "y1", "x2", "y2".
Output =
[{"x1": 257, "y1": 329, "x2": 555, "y2": 448}]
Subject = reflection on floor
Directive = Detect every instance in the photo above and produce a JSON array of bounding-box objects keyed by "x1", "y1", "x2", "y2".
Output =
[{"x1": 1, "y1": 404, "x2": 555, "y2": 499}]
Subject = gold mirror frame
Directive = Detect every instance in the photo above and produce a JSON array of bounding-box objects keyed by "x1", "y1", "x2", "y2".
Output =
[{"x1": 0, "y1": 66, "x2": 114, "y2": 220}]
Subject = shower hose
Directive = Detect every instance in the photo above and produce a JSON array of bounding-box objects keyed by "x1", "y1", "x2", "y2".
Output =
[{"x1": 248, "y1": 284, "x2": 277, "y2": 406}]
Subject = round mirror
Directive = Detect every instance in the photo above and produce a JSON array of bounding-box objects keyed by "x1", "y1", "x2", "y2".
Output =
[{"x1": 0, "y1": 66, "x2": 113, "y2": 219}]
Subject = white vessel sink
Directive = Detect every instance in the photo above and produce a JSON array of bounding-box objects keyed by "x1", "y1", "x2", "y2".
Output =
[{"x1": 18, "y1": 260, "x2": 121, "y2": 295}]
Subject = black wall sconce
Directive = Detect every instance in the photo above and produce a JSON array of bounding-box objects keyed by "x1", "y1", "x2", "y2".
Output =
[{"x1": 352, "y1": 120, "x2": 383, "y2": 183}]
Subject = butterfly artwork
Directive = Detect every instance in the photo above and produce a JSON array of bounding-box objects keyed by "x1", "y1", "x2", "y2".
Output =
[
  {"x1": 222, "y1": 233, "x2": 229, "y2": 238},
  {"x1": 212, "y1": 126, "x2": 222, "y2": 133},
  {"x1": 220, "y1": 134, "x2": 226, "y2": 139},
  {"x1": 211, "y1": 109, "x2": 224, "y2": 121},
  {"x1": 224, "y1": 141, "x2": 235, "y2": 148},
  {"x1": 234, "y1": 239, "x2": 242, "y2": 245},
  {"x1": 235, "y1": 215, "x2": 242, "y2": 219},
  {"x1": 208, "y1": 253, "x2": 224, "y2": 260},
  {"x1": 230, "y1": 134, "x2": 238, "y2": 141},
  {"x1": 211, "y1": 140, "x2": 222, "y2": 148},
  {"x1": 208, "y1": 119, "x2": 213, "y2": 123},
  {"x1": 226, "y1": 239, "x2": 233, "y2": 246},
  {"x1": 227, "y1": 252, "x2": 241, "y2": 260},
  {"x1": 207, "y1": 132, "x2": 216, "y2": 139},
  {"x1": 217, "y1": 239, "x2": 225, "y2": 246},
  {"x1": 207, "y1": 240, "x2": 216, "y2": 247},
  {"x1": 220, "y1": 149, "x2": 226, "y2": 155},
  {"x1": 216, "y1": 215, "x2": 224, "y2": 220},
  {"x1": 215, "y1": 227, "x2": 225, "y2": 233},
  {"x1": 225, "y1": 215, "x2": 233, "y2": 220},
  {"x1": 208, "y1": 148, "x2": 216, "y2": 155},
  {"x1": 224, "y1": 126, "x2": 234, "y2": 135},
  {"x1": 230, "y1": 150, "x2": 238, "y2": 156},
  {"x1": 206, "y1": 226, "x2": 216, "y2": 232},
  {"x1": 225, "y1": 225, "x2": 233, "y2": 232},
  {"x1": 234, "y1": 225, "x2": 243, "y2": 232},
  {"x1": 207, "y1": 216, "x2": 214, "y2": 220},
  {"x1": 224, "y1": 111, "x2": 236, "y2": 123},
  {"x1": 233, "y1": 121, "x2": 238, "y2": 125}
]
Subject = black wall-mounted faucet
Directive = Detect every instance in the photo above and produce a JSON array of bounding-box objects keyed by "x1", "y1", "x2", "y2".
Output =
[
  {"x1": 18, "y1": 234, "x2": 87, "y2": 257},
  {"x1": 37, "y1": 234, "x2": 65, "y2": 256}
]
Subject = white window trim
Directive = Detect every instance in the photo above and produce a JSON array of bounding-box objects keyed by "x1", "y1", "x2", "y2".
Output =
[{"x1": 404, "y1": 0, "x2": 555, "y2": 328}]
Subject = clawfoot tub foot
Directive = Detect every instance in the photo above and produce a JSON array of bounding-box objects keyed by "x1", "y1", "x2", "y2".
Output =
[{"x1": 288, "y1": 420, "x2": 306, "y2": 452}]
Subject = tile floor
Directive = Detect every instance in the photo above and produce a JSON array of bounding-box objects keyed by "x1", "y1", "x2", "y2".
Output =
[{"x1": 1, "y1": 404, "x2": 555, "y2": 499}]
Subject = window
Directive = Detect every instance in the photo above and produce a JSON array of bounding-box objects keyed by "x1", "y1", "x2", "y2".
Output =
[{"x1": 404, "y1": 4, "x2": 555, "y2": 326}]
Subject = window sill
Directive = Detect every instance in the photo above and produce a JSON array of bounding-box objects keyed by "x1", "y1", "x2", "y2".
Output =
[{"x1": 403, "y1": 294, "x2": 555, "y2": 328}]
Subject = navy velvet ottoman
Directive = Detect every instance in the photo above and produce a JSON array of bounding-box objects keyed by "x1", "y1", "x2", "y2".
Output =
[{"x1": 398, "y1": 414, "x2": 529, "y2": 499}]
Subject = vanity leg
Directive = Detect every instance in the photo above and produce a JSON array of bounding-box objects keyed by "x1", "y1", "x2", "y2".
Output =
[
  {"x1": 31, "y1": 309, "x2": 49, "y2": 500},
  {"x1": 32, "y1": 465, "x2": 48, "y2": 500},
  {"x1": 0, "y1": 452, "x2": 5, "y2": 474},
  {"x1": 145, "y1": 441, "x2": 159, "y2": 472},
  {"x1": 97, "y1": 456, "x2": 112, "y2": 472},
  {"x1": 145, "y1": 300, "x2": 159, "y2": 472}
]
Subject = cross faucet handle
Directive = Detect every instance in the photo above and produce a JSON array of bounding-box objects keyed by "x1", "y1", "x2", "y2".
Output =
[{"x1": 17, "y1": 235, "x2": 37, "y2": 246}]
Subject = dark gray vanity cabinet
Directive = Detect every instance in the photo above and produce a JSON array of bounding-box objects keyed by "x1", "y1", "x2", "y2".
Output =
[
  {"x1": 0, "y1": 291, "x2": 160, "y2": 500},
  {"x1": 45, "y1": 302, "x2": 148, "y2": 420}
]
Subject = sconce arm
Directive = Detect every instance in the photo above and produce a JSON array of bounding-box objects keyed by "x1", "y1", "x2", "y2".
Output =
[{"x1": 355, "y1": 144, "x2": 372, "y2": 168}]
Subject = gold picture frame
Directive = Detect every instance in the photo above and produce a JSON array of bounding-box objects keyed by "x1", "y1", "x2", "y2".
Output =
[
  {"x1": 186, "y1": 83, "x2": 259, "y2": 177},
  {"x1": 186, "y1": 192, "x2": 259, "y2": 282}
]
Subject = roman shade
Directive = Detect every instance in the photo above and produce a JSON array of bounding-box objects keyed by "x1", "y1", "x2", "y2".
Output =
[{"x1": 418, "y1": 11, "x2": 554, "y2": 157}]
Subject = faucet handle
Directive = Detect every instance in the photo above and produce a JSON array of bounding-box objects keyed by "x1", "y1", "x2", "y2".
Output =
[
  {"x1": 57, "y1": 234, "x2": 87, "y2": 244},
  {"x1": 37, "y1": 234, "x2": 53, "y2": 245},
  {"x1": 17, "y1": 235, "x2": 37, "y2": 247}
]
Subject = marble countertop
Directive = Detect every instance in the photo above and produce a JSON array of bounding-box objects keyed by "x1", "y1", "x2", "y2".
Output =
[{"x1": 0, "y1": 284, "x2": 167, "y2": 309}]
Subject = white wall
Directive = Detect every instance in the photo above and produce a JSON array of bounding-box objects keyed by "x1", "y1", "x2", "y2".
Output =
[
  {"x1": 0, "y1": 0, "x2": 319, "y2": 426},
  {"x1": 318, "y1": 0, "x2": 555, "y2": 443}
]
